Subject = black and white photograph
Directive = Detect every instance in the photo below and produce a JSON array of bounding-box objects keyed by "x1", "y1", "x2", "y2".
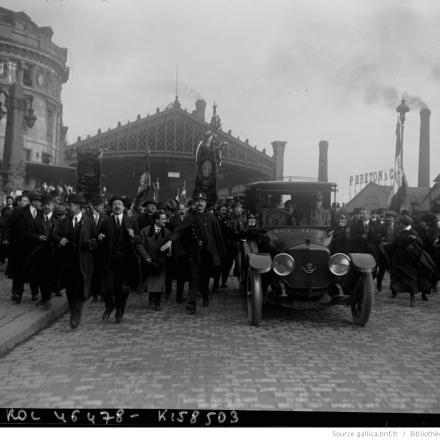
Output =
[{"x1": 0, "y1": 0, "x2": 438, "y2": 429}]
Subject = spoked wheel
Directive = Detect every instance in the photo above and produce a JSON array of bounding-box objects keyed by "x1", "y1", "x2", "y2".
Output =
[
  {"x1": 247, "y1": 267, "x2": 262, "y2": 326},
  {"x1": 350, "y1": 272, "x2": 374, "y2": 326}
]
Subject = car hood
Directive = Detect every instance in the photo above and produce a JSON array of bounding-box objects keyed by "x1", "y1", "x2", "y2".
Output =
[{"x1": 264, "y1": 228, "x2": 331, "y2": 251}]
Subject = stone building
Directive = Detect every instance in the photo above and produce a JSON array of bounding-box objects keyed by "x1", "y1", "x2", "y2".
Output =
[{"x1": 0, "y1": 7, "x2": 73, "y2": 189}]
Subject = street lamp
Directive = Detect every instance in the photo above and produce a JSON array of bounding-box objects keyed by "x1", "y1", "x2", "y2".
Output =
[
  {"x1": 0, "y1": 87, "x2": 37, "y2": 129},
  {"x1": 396, "y1": 97, "x2": 410, "y2": 125},
  {"x1": 396, "y1": 97, "x2": 410, "y2": 167}
]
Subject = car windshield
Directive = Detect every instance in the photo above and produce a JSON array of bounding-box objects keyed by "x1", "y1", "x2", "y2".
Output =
[{"x1": 255, "y1": 189, "x2": 332, "y2": 228}]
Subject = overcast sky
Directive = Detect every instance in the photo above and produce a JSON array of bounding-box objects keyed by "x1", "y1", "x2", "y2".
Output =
[{"x1": 4, "y1": 0, "x2": 440, "y2": 202}]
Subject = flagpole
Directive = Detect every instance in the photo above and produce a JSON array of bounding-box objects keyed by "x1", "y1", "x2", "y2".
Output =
[{"x1": 396, "y1": 98, "x2": 410, "y2": 169}]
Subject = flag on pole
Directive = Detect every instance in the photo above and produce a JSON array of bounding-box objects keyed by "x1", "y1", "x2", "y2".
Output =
[
  {"x1": 135, "y1": 147, "x2": 152, "y2": 205},
  {"x1": 388, "y1": 117, "x2": 407, "y2": 212}
]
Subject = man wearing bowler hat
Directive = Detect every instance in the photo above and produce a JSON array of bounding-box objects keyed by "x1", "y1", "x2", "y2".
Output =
[
  {"x1": 137, "y1": 199, "x2": 158, "y2": 230},
  {"x1": 161, "y1": 191, "x2": 227, "y2": 314},
  {"x1": 53, "y1": 193, "x2": 96, "y2": 329},
  {"x1": 99, "y1": 194, "x2": 140, "y2": 323}
]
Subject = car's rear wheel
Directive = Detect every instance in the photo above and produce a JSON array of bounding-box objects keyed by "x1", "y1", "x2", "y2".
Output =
[
  {"x1": 351, "y1": 272, "x2": 374, "y2": 326},
  {"x1": 247, "y1": 267, "x2": 262, "y2": 326}
]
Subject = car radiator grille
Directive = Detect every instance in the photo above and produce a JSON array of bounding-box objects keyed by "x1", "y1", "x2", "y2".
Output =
[{"x1": 285, "y1": 248, "x2": 332, "y2": 291}]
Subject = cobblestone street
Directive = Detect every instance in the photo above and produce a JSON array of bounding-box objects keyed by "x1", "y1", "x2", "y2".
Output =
[{"x1": 0, "y1": 276, "x2": 439, "y2": 412}]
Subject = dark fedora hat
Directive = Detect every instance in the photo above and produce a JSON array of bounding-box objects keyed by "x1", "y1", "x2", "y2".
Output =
[
  {"x1": 91, "y1": 194, "x2": 106, "y2": 205},
  {"x1": 399, "y1": 214, "x2": 413, "y2": 226},
  {"x1": 141, "y1": 199, "x2": 159, "y2": 207},
  {"x1": 41, "y1": 192, "x2": 54, "y2": 204},
  {"x1": 29, "y1": 191, "x2": 43, "y2": 202},
  {"x1": 165, "y1": 198, "x2": 179, "y2": 212},
  {"x1": 53, "y1": 205, "x2": 67, "y2": 217},
  {"x1": 109, "y1": 194, "x2": 126, "y2": 205},
  {"x1": 67, "y1": 193, "x2": 86, "y2": 205}
]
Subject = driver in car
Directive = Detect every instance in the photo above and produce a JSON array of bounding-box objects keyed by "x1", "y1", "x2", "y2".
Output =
[{"x1": 283, "y1": 199, "x2": 298, "y2": 226}]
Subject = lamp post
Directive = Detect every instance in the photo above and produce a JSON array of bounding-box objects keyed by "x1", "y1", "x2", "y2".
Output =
[
  {"x1": 396, "y1": 97, "x2": 410, "y2": 167},
  {"x1": 0, "y1": 62, "x2": 37, "y2": 194}
]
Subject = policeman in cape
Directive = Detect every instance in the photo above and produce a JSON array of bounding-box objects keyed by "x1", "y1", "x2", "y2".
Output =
[{"x1": 160, "y1": 191, "x2": 227, "y2": 314}]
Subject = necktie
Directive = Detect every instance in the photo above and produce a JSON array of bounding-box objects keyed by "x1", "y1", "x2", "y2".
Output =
[
  {"x1": 73, "y1": 217, "x2": 78, "y2": 228},
  {"x1": 116, "y1": 216, "x2": 120, "y2": 226},
  {"x1": 45, "y1": 215, "x2": 49, "y2": 223}
]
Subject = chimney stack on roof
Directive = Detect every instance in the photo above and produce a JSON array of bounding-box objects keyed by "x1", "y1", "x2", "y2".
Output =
[
  {"x1": 418, "y1": 107, "x2": 431, "y2": 188},
  {"x1": 318, "y1": 140, "x2": 329, "y2": 182},
  {"x1": 193, "y1": 99, "x2": 206, "y2": 122}
]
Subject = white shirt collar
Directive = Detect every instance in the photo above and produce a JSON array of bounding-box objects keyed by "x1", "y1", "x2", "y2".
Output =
[
  {"x1": 115, "y1": 213, "x2": 123, "y2": 222},
  {"x1": 30, "y1": 205, "x2": 37, "y2": 217},
  {"x1": 154, "y1": 225, "x2": 161, "y2": 232},
  {"x1": 404, "y1": 225, "x2": 412, "y2": 231},
  {"x1": 46, "y1": 212, "x2": 53, "y2": 221}
]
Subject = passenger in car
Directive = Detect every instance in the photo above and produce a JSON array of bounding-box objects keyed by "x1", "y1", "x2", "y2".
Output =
[{"x1": 308, "y1": 192, "x2": 331, "y2": 227}]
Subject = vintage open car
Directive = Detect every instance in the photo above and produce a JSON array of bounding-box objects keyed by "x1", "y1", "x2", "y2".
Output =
[{"x1": 238, "y1": 180, "x2": 376, "y2": 326}]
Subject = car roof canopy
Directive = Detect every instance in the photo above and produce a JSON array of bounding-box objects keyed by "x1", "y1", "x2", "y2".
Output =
[{"x1": 246, "y1": 180, "x2": 337, "y2": 192}]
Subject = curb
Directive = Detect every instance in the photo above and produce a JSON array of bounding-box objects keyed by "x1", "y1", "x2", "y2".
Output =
[{"x1": 0, "y1": 296, "x2": 69, "y2": 358}]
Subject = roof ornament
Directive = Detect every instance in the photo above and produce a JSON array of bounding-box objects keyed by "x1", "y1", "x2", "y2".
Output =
[{"x1": 210, "y1": 101, "x2": 222, "y2": 131}]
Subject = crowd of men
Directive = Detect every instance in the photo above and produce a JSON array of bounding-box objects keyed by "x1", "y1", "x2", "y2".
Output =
[
  {"x1": 0, "y1": 190, "x2": 246, "y2": 328},
  {"x1": 330, "y1": 205, "x2": 440, "y2": 307},
  {"x1": 0, "y1": 189, "x2": 438, "y2": 329}
]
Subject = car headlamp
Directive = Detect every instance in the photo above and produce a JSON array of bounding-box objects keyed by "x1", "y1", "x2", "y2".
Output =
[
  {"x1": 272, "y1": 253, "x2": 295, "y2": 276},
  {"x1": 329, "y1": 253, "x2": 351, "y2": 276}
]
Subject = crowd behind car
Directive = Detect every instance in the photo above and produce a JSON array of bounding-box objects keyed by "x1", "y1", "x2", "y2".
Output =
[{"x1": 0, "y1": 189, "x2": 437, "y2": 330}]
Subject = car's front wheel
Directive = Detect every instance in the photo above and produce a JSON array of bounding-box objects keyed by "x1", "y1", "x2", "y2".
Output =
[
  {"x1": 247, "y1": 267, "x2": 262, "y2": 326},
  {"x1": 350, "y1": 272, "x2": 374, "y2": 326}
]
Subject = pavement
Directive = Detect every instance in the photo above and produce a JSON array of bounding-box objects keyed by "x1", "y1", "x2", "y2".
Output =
[
  {"x1": 0, "y1": 273, "x2": 439, "y2": 412},
  {"x1": 0, "y1": 266, "x2": 68, "y2": 357}
]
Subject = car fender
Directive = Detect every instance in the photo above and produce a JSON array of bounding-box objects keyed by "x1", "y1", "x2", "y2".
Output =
[
  {"x1": 248, "y1": 252, "x2": 272, "y2": 274},
  {"x1": 348, "y1": 253, "x2": 376, "y2": 273}
]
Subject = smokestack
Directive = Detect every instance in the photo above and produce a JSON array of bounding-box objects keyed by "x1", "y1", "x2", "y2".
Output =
[
  {"x1": 418, "y1": 107, "x2": 431, "y2": 188},
  {"x1": 193, "y1": 99, "x2": 206, "y2": 122},
  {"x1": 318, "y1": 140, "x2": 328, "y2": 182},
  {"x1": 271, "y1": 141, "x2": 287, "y2": 181}
]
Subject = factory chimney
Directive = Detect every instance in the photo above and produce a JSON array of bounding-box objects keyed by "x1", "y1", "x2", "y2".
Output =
[
  {"x1": 318, "y1": 140, "x2": 328, "y2": 182},
  {"x1": 418, "y1": 108, "x2": 431, "y2": 188},
  {"x1": 271, "y1": 141, "x2": 287, "y2": 181}
]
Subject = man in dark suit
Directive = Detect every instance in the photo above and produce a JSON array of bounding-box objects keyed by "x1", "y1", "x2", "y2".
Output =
[
  {"x1": 137, "y1": 200, "x2": 158, "y2": 230},
  {"x1": 4, "y1": 194, "x2": 30, "y2": 302},
  {"x1": 163, "y1": 199, "x2": 187, "y2": 302},
  {"x1": 14, "y1": 191, "x2": 45, "y2": 303},
  {"x1": 99, "y1": 195, "x2": 140, "y2": 323},
  {"x1": 89, "y1": 194, "x2": 108, "y2": 302},
  {"x1": 348, "y1": 207, "x2": 380, "y2": 263},
  {"x1": 53, "y1": 194, "x2": 96, "y2": 329},
  {"x1": 161, "y1": 192, "x2": 227, "y2": 314},
  {"x1": 33, "y1": 193, "x2": 57, "y2": 306}
]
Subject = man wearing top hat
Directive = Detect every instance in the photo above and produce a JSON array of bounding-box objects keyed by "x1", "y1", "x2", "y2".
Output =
[
  {"x1": 99, "y1": 194, "x2": 140, "y2": 323},
  {"x1": 53, "y1": 193, "x2": 97, "y2": 329},
  {"x1": 137, "y1": 199, "x2": 158, "y2": 230},
  {"x1": 89, "y1": 194, "x2": 108, "y2": 302},
  {"x1": 161, "y1": 191, "x2": 227, "y2": 314}
]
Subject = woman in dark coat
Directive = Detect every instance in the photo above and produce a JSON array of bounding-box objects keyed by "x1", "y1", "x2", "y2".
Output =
[
  {"x1": 389, "y1": 215, "x2": 428, "y2": 307},
  {"x1": 136, "y1": 211, "x2": 170, "y2": 310}
]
